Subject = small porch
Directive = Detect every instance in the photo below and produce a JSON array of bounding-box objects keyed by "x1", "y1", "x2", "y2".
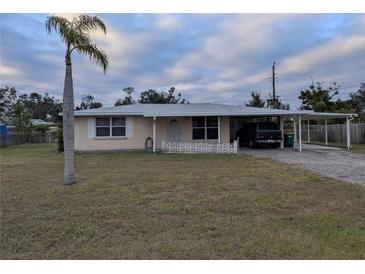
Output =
[{"x1": 152, "y1": 115, "x2": 235, "y2": 154}]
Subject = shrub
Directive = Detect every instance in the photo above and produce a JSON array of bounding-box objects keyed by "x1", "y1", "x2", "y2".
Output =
[
  {"x1": 32, "y1": 124, "x2": 51, "y2": 133},
  {"x1": 56, "y1": 127, "x2": 64, "y2": 153}
]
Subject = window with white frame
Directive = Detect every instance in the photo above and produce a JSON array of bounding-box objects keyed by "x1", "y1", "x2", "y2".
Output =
[
  {"x1": 96, "y1": 117, "x2": 126, "y2": 137},
  {"x1": 192, "y1": 116, "x2": 218, "y2": 140}
]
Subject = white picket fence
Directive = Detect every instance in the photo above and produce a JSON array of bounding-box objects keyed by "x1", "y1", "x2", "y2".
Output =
[{"x1": 161, "y1": 140, "x2": 238, "y2": 154}]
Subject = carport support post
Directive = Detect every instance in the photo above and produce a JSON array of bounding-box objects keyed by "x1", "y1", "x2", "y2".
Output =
[
  {"x1": 153, "y1": 116, "x2": 156, "y2": 153},
  {"x1": 307, "y1": 120, "x2": 310, "y2": 143},
  {"x1": 293, "y1": 117, "x2": 297, "y2": 144},
  {"x1": 298, "y1": 115, "x2": 302, "y2": 152},
  {"x1": 280, "y1": 117, "x2": 284, "y2": 148},
  {"x1": 346, "y1": 117, "x2": 351, "y2": 150},
  {"x1": 218, "y1": 116, "x2": 221, "y2": 144},
  {"x1": 324, "y1": 118, "x2": 328, "y2": 145}
]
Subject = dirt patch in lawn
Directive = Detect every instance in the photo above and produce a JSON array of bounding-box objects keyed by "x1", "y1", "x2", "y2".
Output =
[{"x1": 1, "y1": 144, "x2": 364, "y2": 259}]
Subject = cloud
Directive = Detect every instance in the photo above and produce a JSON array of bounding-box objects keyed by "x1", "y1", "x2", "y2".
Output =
[
  {"x1": 280, "y1": 35, "x2": 365, "y2": 75},
  {"x1": 1, "y1": 13, "x2": 364, "y2": 108},
  {"x1": 156, "y1": 14, "x2": 365, "y2": 105},
  {"x1": 158, "y1": 14, "x2": 305, "y2": 87},
  {"x1": 0, "y1": 65, "x2": 19, "y2": 76},
  {"x1": 154, "y1": 14, "x2": 181, "y2": 31}
]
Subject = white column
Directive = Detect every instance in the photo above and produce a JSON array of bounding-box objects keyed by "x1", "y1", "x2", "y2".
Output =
[
  {"x1": 346, "y1": 117, "x2": 351, "y2": 150},
  {"x1": 293, "y1": 117, "x2": 297, "y2": 145},
  {"x1": 307, "y1": 120, "x2": 310, "y2": 143},
  {"x1": 324, "y1": 118, "x2": 328, "y2": 145},
  {"x1": 153, "y1": 116, "x2": 156, "y2": 152},
  {"x1": 218, "y1": 116, "x2": 221, "y2": 144},
  {"x1": 298, "y1": 115, "x2": 302, "y2": 152},
  {"x1": 280, "y1": 116, "x2": 284, "y2": 149}
]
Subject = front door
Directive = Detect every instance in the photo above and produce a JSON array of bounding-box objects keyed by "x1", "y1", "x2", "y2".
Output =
[{"x1": 168, "y1": 119, "x2": 181, "y2": 142}]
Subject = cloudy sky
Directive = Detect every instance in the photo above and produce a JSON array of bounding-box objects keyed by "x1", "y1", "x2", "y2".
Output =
[{"x1": 1, "y1": 13, "x2": 364, "y2": 108}]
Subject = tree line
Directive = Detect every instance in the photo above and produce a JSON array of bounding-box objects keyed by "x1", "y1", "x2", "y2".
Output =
[
  {"x1": 0, "y1": 86, "x2": 63, "y2": 135},
  {"x1": 2, "y1": 81, "x2": 364, "y2": 135},
  {"x1": 76, "y1": 86, "x2": 188, "y2": 109},
  {"x1": 246, "y1": 82, "x2": 365, "y2": 117},
  {"x1": 74, "y1": 86, "x2": 188, "y2": 110},
  {"x1": 0, "y1": 85, "x2": 188, "y2": 133}
]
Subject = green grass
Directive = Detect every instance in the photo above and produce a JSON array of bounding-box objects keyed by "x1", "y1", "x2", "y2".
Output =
[
  {"x1": 310, "y1": 141, "x2": 365, "y2": 153},
  {"x1": 351, "y1": 144, "x2": 365, "y2": 153},
  {"x1": 1, "y1": 144, "x2": 365, "y2": 259}
]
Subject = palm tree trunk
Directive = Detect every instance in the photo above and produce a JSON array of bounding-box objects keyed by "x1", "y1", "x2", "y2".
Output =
[{"x1": 63, "y1": 52, "x2": 75, "y2": 185}]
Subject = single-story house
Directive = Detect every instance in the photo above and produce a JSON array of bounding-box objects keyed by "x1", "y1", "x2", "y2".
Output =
[{"x1": 72, "y1": 103, "x2": 357, "y2": 153}]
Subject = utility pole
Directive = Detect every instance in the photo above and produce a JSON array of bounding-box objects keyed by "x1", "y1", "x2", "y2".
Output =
[
  {"x1": 267, "y1": 61, "x2": 278, "y2": 109},
  {"x1": 272, "y1": 61, "x2": 277, "y2": 109}
]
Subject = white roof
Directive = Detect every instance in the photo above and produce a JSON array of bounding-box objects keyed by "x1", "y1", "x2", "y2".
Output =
[
  {"x1": 72, "y1": 103, "x2": 356, "y2": 119},
  {"x1": 31, "y1": 119, "x2": 53, "y2": 125}
]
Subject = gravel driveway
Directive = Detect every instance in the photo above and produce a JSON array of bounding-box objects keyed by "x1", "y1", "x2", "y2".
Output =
[{"x1": 240, "y1": 144, "x2": 365, "y2": 185}]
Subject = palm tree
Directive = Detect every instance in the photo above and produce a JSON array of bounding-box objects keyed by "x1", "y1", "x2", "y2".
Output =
[{"x1": 46, "y1": 15, "x2": 108, "y2": 185}]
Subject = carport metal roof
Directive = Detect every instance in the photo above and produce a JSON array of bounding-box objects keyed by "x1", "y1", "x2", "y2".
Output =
[{"x1": 293, "y1": 111, "x2": 358, "y2": 119}]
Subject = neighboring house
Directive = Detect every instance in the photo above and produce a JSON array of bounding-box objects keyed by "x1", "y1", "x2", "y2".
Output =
[
  {"x1": 31, "y1": 119, "x2": 53, "y2": 126},
  {"x1": 72, "y1": 103, "x2": 356, "y2": 153}
]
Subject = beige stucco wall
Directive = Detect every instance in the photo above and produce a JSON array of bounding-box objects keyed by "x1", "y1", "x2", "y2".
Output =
[
  {"x1": 75, "y1": 116, "x2": 153, "y2": 151},
  {"x1": 220, "y1": 116, "x2": 230, "y2": 143},
  {"x1": 75, "y1": 115, "x2": 230, "y2": 151},
  {"x1": 157, "y1": 116, "x2": 230, "y2": 144}
]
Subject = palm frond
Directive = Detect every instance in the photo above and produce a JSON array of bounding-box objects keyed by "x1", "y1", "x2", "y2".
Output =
[
  {"x1": 46, "y1": 15, "x2": 109, "y2": 72},
  {"x1": 76, "y1": 43, "x2": 109, "y2": 73},
  {"x1": 46, "y1": 16, "x2": 72, "y2": 44},
  {"x1": 70, "y1": 31, "x2": 91, "y2": 48},
  {"x1": 75, "y1": 15, "x2": 107, "y2": 34}
]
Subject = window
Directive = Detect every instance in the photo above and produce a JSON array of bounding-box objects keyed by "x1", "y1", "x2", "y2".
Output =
[
  {"x1": 111, "y1": 117, "x2": 126, "y2": 136},
  {"x1": 96, "y1": 117, "x2": 126, "y2": 137},
  {"x1": 96, "y1": 117, "x2": 110, "y2": 137},
  {"x1": 192, "y1": 117, "x2": 205, "y2": 140},
  {"x1": 206, "y1": 117, "x2": 218, "y2": 139},
  {"x1": 192, "y1": 116, "x2": 219, "y2": 140}
]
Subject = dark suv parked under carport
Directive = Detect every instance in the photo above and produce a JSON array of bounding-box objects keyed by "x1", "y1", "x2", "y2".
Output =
[{"x1": 236, "y1": 122, "x2": 282, "y2": 148}]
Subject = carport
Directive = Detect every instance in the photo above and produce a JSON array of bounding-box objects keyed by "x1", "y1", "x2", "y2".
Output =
[
  {"x1": 291, "y1": 112, "x2": 357, "y2": 152},
  {"x1": 229, "y1": 110, "x2": 357, "y2": 152}
]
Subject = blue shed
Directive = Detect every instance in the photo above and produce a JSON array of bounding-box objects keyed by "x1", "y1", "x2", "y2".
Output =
[{"x1": 0, "y1": 124, "x2": 8, "y2": 147}]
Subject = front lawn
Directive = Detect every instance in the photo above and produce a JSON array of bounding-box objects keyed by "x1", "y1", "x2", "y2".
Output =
[{"x1": 1, "y1": 144, "x2": 364, "y2": 259}]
